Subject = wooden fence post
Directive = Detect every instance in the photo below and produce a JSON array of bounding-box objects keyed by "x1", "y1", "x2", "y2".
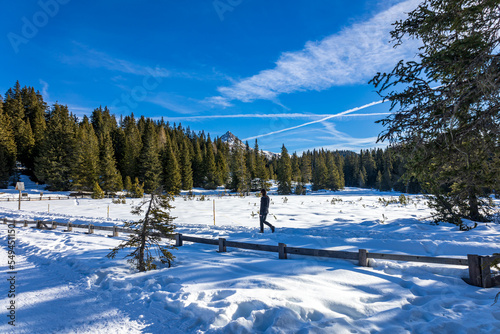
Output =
[
  {"x1": 51, "y1": 221, "x2": 57, "y2": 229},
  {"x1": 279, "y1": 243, "x2": 287, "y2": 259},
  {"x1": 468, "y1": 254, "x2": 482, "y2": 287},
  {"x1": 359, "y1": 249, "x2": 369, "y2": 267},
  {"x1": 480, "y1": 256, "x2": 493, "y2": 288},
  {"x1": 66, "y1": 222, "x2": 72, "y2": 232},
  {"x1": 111, "y1": 225, "x2": 119, "y2": 237},
  {"x1": 175, "y1": 233, "x2": 183, "y2": 247},
  {"x1": 24, "y1": 220, "x2": 28, "y2": 227},
  {"x1": 218, "y1": 238, "x2": 227, "y2": 253},
  {"x1": 88, "y1": 224, "x2": 94, "y2": 234}
]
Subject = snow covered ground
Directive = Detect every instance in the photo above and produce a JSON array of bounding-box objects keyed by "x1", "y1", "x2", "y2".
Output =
[{"x1": 1, "y1": 176, "x2": 499, "y2": 333}]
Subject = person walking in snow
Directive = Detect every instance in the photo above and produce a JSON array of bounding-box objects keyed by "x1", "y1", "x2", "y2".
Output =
[{"x1": 259, "y1": 189, "x2": 275, "y2": 233}]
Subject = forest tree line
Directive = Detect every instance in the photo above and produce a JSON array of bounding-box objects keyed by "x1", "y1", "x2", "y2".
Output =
[{"x1": 0, "y1": 81, "x2": 417, "y2": 195}]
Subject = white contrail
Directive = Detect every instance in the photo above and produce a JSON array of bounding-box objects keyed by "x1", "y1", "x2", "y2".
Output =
[
  {"x1": 160, "y1": 111, "x2": 390, "y2": 122},
  {"x1": 243, "y1": 100, "x2": 385, "y2": 141}
]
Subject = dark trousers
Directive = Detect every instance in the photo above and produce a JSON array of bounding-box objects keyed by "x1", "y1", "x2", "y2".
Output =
[{"x1": 259, "y1": 214, "x2": 274, "y2": 232}]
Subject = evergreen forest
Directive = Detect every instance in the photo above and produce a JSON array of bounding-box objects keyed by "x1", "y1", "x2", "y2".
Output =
[{"x1": 0, "y1": 81, "x2": 415, "y2": 196}]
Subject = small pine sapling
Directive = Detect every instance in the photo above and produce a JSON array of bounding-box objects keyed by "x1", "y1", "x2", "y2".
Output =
[
  {"x1": 107, "y1": 188, "x2": 177, "y2": 271},
  {"x1": 92, "y1": 182, "x2": 105, "y2": 199}
]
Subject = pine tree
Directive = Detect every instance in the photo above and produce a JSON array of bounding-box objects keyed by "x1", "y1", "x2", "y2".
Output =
[
  {"x1": 121, "y1": 114, "x2": 142, "y2": 180},
  {"x1": 253, "y1": 140, "x2": 270, "y2": 190},
  {"x1": 107, "y1": 189, "x2": 176, "y2": 272},
  {"x1": 229, "y1": 145, "x2": 248, "y2": 193},
  {"x1": 371, "y1": 0, "x2": 500, "y2": 223},
  {"x1": 277, "y1": 144, "x2": 292, "y2": 195},
  {"x1": 376, "y1": 171, "x2": 383, "y2": 191},
  {"x1": 0, "y1": 98, "x2": 17, "y2": 187},
  {"x1": 163, "y1": 140, "x2": 182, "y2": 195},
  {"x1": 326, "y1": 154, "x2": 341, "y2": 191},
  {"x1": 300, "y1": 153, "x2": 312, "y2": 184},
  {"x1": 71, "y1": 116, "x2": 100, "y2": 191},
  {"x1": 179, "y1": 140, "x2": 193, "y2": 190},
  {"x1": 137, "y1": 121, "x2": 161, "y2": 193},
  {"x1": 34, "y1": 104, "x2": 77, "y2": 190},
  {"x1": 291, "y1": 153, "x2": 300, "y2": 181},
  {"x1": 191, "y1": 139, "x2": 204, "y2": 187},
  {"x1": 4, "y1": 82, "x2": 35, "y2": 166},
  {"x1": 129, "y1": 177, "x2": 144, "y2": 198},
  {"x1": 215, "y1": 149, "x2": 229, "y2": 187},
  {"x1": 124, "y1": 175, "x2": 132, "y2": 193},
  {"x1": 99, "y1": 132, "x2": 123, "y2": 193},
  {"x1": 203, "y1": 137, "x2": 217, "y2": 189},
  {"x1": 244, "y1": 141, "x2": 255, "y2": 180},
  {"x1": 91, "y1": 181, "x2": 105, "y2": 199},
  {"x1": 21, "y1": 87, "x2": 47, "y2": 170},
  {"x1": 312, "y1": 153, "x2": 327, "y2": 191},
  {"x1": 358, "y1": 166, "x2": 367, "y2": 188}
]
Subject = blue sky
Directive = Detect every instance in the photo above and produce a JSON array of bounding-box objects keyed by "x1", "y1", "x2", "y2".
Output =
[{"x1": 1, "y1": 0, "x2": 421, "y2": 153}]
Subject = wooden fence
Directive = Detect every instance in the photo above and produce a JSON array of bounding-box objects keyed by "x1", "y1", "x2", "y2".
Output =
[
  {"x1": 2, "y1": 217, "x2": 499, "y2": 288},
  {"x1": 0, "y1": 195, "x2": 90, "y2": 202}
]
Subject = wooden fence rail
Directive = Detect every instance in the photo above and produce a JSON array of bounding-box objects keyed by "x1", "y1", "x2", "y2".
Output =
[
  {"x1": 0, "y1": 196, "x2": 76, "y2": 202},
  {"x1": 2, "y1": 217, "x2": 498, "y2": 288}
]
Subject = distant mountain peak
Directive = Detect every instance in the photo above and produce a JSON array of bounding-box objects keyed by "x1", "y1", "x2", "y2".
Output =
[
  {"x1": 220, "y1": 131, "x2": 244, "y2": 147},
  {"x1": 219, "y1": 131, "x2": 278, "y2": 159}
]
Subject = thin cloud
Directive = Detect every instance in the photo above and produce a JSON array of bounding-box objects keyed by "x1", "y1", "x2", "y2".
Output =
[
  {"x1": 290, "y1": 122, "x2": 386, "y2": 153},
  {"x1": 39, "y1": 79, "x2": 50, "y2": 100},
  {"x1": 62, "y1": 43, "x2": 170, "y2": 78},
  {"x1": 211, "y1": 0, "x2": 420, "y2": 105},
  {"x1": 243, "y1": 100, "x2": 384, "y2": 141},
  {"x1": 147, "y1": 93, "x2": 202, "y2": 115}
]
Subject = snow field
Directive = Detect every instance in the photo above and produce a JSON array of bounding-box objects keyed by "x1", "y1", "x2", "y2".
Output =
[{"x1": 1, "y1": 183, "x2": 500, "y2": 333}]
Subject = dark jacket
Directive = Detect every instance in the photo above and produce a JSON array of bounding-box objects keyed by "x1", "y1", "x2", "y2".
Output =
[{"x1": 260, "y1": 195, "x2": 270, "y2": 215}]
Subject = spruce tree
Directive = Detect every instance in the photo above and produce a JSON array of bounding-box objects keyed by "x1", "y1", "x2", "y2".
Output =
[
  {"x1": 138, "y1": 121, "x2": 161, "y2": 193},
  {"x1": 91, "y1": 181, "x2": 105, "y2": 199},
  {"x1": 203, "y1": 137, "x2": 218, "y2": 189},
  {"x1": 34, "y1": 104, "x2": 77, "y2": 190},
  {"x1": 0, "y1": 98, "x2": 17, "y2": 187},
  {"x1": 191, "y1": 139, "x2": 204, "y2": 187},
  {"x1": 277, "y1": 144, "x2": 292, "y2": 195},
  {"x1": 312, "y1": 154, "x2": 327, "y2": 191},
  {"x1": 21, "y1": 87, "x2": 47, "y2": 170},
  {"x1": 129, "y1": 177, "x2": 144, "y2": 198},
  {"x1": 244, "y1": 141, "x2": 255, "y2": 180},
  {"x1": 107, "y1": 189, "x2": 176, "y2": 272},
  {"x1": 300, "y1": 153, "x2": 312, "y2": 184},
  {"x1": 371, "y1": 0, "x2": 500, "y2": 223},
  {"x1": 376, "y1": 171, "x2": 383, "y2": 191},
  {"x1": 4, "y1": 82, "x2": 35, "y2": 166},
  {"x1": 215, "y1": 150, "x2": 229, "y2": 187},
  {"x1": 326, "y1": 154, "x2": 341, "y2": 191},
  {"x1": 291, "y1": 153, "x2": 301, "y2": 181},
  {"x1": 99, "y1": 132, "x2": 123, "y2": 193},
  {"x1": 163, "y1": 141, "x2": 182, "y2": 195},
  {"x1": 124, "y1": 175, "x2": 132, "y2": 193},
  {"x1": 179, "y1": 140, "x2": 193, "y2": 190},
  {"x1": 358, "y1": 166, "x2": 367, "y2": 188},
  {"x1": 121, "y1": 114, "x2": 142, "y2": 180},
  {"x1": 229, "y1": 145, "x2": 248, "y2": 193},
  {"x1": 71, "y1": 116, "x2": 100, "y2": 191}
]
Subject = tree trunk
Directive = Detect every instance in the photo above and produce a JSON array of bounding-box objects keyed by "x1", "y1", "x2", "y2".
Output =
[
  {"x1": 468, "y1": 187, "x2": 481, "y2": 222},
  {"x1": 138, "y1": 193, "x2": 155, "y2": 271}
]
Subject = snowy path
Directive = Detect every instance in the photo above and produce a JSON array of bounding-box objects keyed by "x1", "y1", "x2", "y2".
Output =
[
  {"x1": 1, "y1": 225, "x2": 500, "y2": 333},
  {"x1": 0, "y1": 230, "x2": 145, "y2": 334},
  {"x1": 1, "y1": 186, "x2": 500, "y2": 332}
]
